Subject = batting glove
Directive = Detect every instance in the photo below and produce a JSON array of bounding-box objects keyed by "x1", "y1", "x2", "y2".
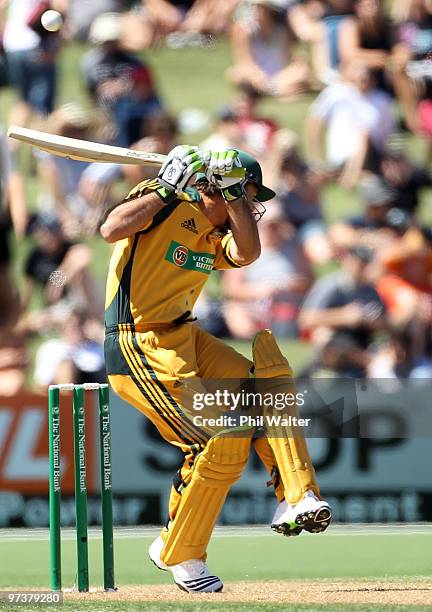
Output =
[
  {"x1": 157, "y1": 145, "x2": 204, "y2": 200},
  {"x1": 202, "y1": 149, "x2": 246, "y2": 202}
]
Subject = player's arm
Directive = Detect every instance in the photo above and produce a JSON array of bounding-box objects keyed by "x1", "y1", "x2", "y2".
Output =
[
  {"x1": 202, "y1": 150, "x2": 262, "y2": 266},
  {"x1": 101, "y1": 146, "x2": 204, "y2": 243},
  {"x1": 100, "y1": 190, "x2": 164, "y2": 243},
  {"x1": 225, "y1": 184, "x2": 261, "y2": 266}
]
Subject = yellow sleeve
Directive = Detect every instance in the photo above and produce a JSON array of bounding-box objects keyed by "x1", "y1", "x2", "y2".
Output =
[
  {"x1": 122, "y1": 178, "x2": 179, "y2": 234},
  {"x1": 123, "y1": 178, "x2": 161, "y2": 202},
  {"x1": 213, "y1": 233, "x2": 244, "y2": 270}
]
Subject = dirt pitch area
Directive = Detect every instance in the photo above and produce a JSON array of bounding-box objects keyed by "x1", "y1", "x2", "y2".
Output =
[{"x1": 65, "y1": 580, "x2": 432, "y2": 606}]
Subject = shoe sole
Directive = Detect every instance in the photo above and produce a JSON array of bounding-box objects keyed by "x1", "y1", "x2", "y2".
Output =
[
  {"x1": 271, "y1": 522, "x2": 303, "y2": 537},
  {"x1": 296, "y1": 506, "x2": 332, "y2": 534},
  {"x1": 272, "y1": 506, "x2": 332, "y2": 537}
]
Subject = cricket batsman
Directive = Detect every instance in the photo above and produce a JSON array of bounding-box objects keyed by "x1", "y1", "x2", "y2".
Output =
[{"x1": 100, "y1": 146, "x2": 331, "y2": 593}]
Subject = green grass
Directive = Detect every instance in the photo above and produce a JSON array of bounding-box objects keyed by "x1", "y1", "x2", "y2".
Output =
[
  {"x1": 1, "y1": 530, "x2": 431, "y2": 610},
  {"x1": 1, "y1": 531, "x2": 431, "y2": 588}
]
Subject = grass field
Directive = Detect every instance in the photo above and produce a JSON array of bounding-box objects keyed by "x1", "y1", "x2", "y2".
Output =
[{"x1": 1, "y1": 526, "x2": 431, "y2": 610}]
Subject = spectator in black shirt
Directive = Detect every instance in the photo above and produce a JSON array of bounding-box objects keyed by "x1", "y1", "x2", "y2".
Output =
[
  {"x1": 380, "y1": 149, "x2": 432, "y2": 214},
  {"x1": 22, "y1": 214, "x2": 101, "y2": 317},
  {"x1": 299, "y1": 245, "x2": 386, "y2": 349},
  {"x1": 339, "y1": 0, "x2": 397, "y2": 94},
  {"x1": 299, "y1": 246, "x2": 386, "y2": 376}
]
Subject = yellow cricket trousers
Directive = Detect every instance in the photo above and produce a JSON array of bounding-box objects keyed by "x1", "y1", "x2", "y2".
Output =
[{"x1": 105, "y1": 322, "x2": 316, "y2": 564}]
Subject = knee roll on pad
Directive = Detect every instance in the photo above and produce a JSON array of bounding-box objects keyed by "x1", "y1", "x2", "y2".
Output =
[
  {"x1": 192, "y1": 434, "x2": 251, "y2": 487},
  {"x1": 252, "y1": 329, "x2": 293, "y2": 379}
]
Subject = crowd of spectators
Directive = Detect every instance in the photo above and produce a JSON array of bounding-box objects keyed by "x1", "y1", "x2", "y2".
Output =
[{"x1": 1, "y1": 0, "x2": 432, "y2": 393}]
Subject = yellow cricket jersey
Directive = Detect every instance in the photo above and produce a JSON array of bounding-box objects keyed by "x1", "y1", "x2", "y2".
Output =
[{"x1": 104, "y1": 179, "x2": 242, "y2": 330}]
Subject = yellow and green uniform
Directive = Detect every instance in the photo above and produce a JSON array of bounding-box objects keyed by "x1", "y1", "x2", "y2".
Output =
[
  {"x1": 104, "y1": 179, "x2": 242, "y2": 331},
  {"x1": 104, "y1": 177, "x2": 253, "y2": 448},
  {"x1": 105, "y1": 179, "x2": 319, "y2": 565}
]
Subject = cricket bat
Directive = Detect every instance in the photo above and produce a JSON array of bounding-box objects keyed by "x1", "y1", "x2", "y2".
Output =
[{"x1": 7, "y1": 125, "x2": 167, "y2": 167}]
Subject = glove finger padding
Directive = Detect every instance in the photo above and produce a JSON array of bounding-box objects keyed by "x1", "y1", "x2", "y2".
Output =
[
  {"x1": 165, "y1": 145, "x2": 200, "y2": 163},
  {"x1": 158, "y1": 145, "x2": 204, "y2": 194},
  {"x1": 201, "y1": 149, "x2": 247, "y2": 202},
  {"x1": 202, "y1": 149, "x2": 244, "y2": 176}
]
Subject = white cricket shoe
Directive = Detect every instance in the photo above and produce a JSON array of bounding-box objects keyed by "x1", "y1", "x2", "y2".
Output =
[
  {"x1": 271, "y1": 491, "x2": 332, "y2": 537},
  {"x1": 148, "y1": 536, "x2": 168, "y2": 571},
  {"x1": 148, "y1": 536, "x2": 223, "y2": 593}
]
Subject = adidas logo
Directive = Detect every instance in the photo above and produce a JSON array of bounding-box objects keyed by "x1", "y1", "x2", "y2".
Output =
[{"x1": 181, "y1": 218, "x2": 198, "y2": 234}]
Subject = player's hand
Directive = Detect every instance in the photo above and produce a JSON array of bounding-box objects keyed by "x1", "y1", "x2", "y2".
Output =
[
  {"x1": 158, "y1": 145, "x2": 204, "y2": 194},
  {"x1": 202, "y1": 149, "x2": 246, "y2": 202}
]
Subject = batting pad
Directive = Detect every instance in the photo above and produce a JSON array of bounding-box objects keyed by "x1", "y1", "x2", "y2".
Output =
[
  {"x1": 252, "y1": 330, "x2": 320, "y2": 505},
  {"x1": 161, "y1": 434, "x2": 252, "y2": 565}
]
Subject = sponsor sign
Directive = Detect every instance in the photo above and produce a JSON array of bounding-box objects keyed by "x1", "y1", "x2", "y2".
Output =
[
  {"x1": 0, "y1": 386, "x2": 431, "y2": 526},
  {"x1": 165, "y1": 241, "x2": 215, "y2": 274},
  {"x1": 0, "y1": 393, "x2": 96, "y2": 495}
]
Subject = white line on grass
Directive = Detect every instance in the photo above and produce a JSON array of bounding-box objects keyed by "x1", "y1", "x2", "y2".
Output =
[{"x1": 0, "y1": 524, "x2": 431, "y2": 542}]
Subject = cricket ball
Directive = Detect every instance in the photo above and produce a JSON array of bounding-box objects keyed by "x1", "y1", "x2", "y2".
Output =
[{"x1": 41, "y1": 9, "x2": 63, "y2": 32}]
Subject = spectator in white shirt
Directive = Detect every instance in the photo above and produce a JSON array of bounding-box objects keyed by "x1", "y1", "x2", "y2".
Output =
[
  {"x1": 3, "y1": 0, "x2": 62, "y2": 127},
  {"x1": 305, "y1": 61, "x2": 395, "y2": 189},
  {"x1": 33, "y1": 308, "x2": 105, "y2": 389}
]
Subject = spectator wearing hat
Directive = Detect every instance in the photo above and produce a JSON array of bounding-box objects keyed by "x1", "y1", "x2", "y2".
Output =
[
  {"x1": 21, "y1": 214, "x2": 102, "y2": 319},
  {"x1": 227, "y1": 0, "x2": 311, "y2": 99},
  {"x1": 65, "y1": 0, "x2": 159, "y2": 51},
  {"x1": 330, "y1": 175, "x2": 397, "y2": 252},
  {"x1": 64, "y1": 0, "x2": 126, "y2": 41},
  {"x1": 82, "y1": 12, "x2": 162, "y2": 147},
  {"x1": 299, "y1": 246, "x2": 386, "y2": 372}
]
